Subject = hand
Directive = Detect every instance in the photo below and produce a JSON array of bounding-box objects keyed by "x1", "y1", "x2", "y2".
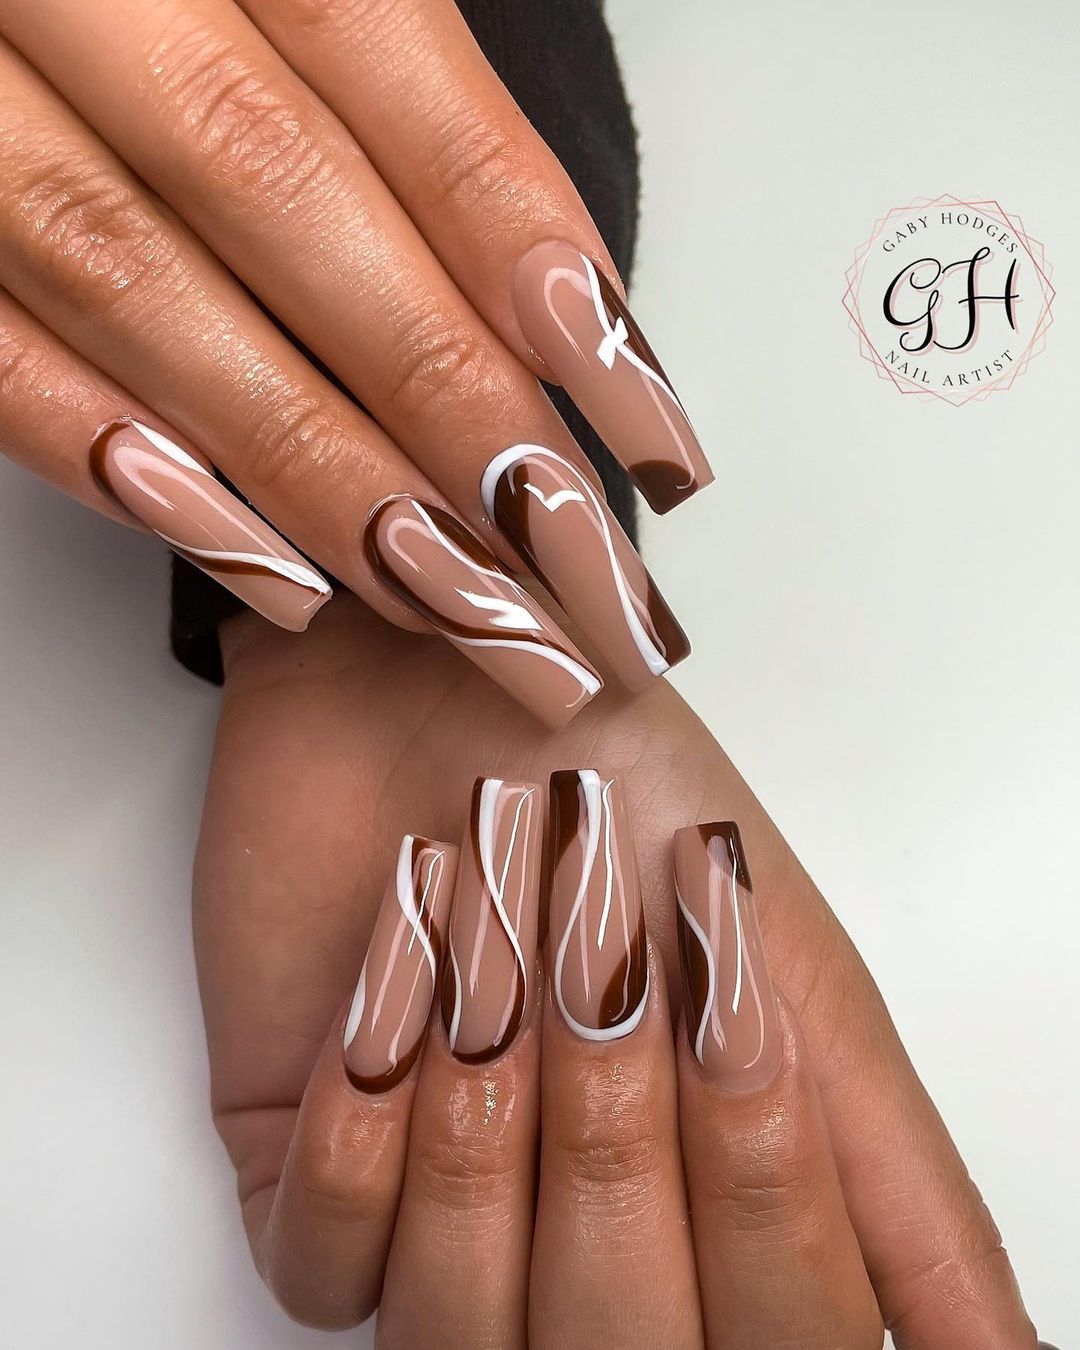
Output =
[
  {"x1": 196, "y1": 598, "x2": 1039, "y2": 1349},
  {"x1": 0, "y1": 0, "x2": 706, "y2": 726}
]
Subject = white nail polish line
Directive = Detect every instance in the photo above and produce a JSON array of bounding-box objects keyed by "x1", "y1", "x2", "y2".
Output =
[
  {"x1": 342, "y1": 836, "x2": 442, "y2": 1052},
  {"x1": 156, "y1": 536, "x2": 331, "y2": 595},
  {"x1": 413, "y1": 500, "x2": 601, "y2": 702},
  {"x1": 553, "y1": 770, "x2": 648, "y2": 1042},
  {"x1": 482, "y1": 445, "x2": 670, "y2": 676},
  {"x1": 579, "y1": 254, "x2": 684, "y2": 410},
  {"x1": 676, "y1": 882, "x2": 716, "y2": 1064},
  {"x1": 128, "y1": 419, "x2": 213, "y2": 477}
]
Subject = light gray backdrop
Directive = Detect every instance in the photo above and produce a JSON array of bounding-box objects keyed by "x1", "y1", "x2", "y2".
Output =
[{"x1": 1, "y1": 0, "x2": 1075, "y2": 1345}]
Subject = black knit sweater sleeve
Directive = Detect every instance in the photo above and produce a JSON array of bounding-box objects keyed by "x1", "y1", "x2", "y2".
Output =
[{"x1": 170, "y1": 0, "x2": 640, "y2": 683}]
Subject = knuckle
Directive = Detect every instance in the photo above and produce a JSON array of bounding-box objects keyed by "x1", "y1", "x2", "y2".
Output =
[
  {"x1": 149, "y1": 25, "x2": 329, "y2": 206},
  {"x1": 384, "y1": 312, "x2": 490, "y2": 420},
  {"x1": 709, "y1": 1109, "x2": 819, "y2": 1231},
  {"x1": 412, "y1": 1135, "x2": 517, "y2": 1213},
  {"x1": 241, "y1": 394, "x2": 354, "y2": 496},
  {"x1": 292, "y1": 1131, "x2": 373, "y2": 1221},
  {"x1": 426, "y1": 115, "x2": 534, "y2": 217},
  {"x1": 0, "y1": 325, "x2": 46, "y2": 404},
  {"x1": 558, "y1": 1127, "x2": 665, "y2": 1192},
  {"x1": 888, "y1": 1198, "x2": 1015, "y2": 1327},
  {"x1": 8, "y1": 152, "x2": 181, "y2": 318}
]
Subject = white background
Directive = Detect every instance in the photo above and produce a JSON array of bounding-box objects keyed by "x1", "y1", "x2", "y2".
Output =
[{"x1": 1, "y1": 1, "x2": 1076, "y2": 1346}]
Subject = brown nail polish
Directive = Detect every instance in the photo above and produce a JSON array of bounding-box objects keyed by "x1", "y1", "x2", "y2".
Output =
[
  {"x1": 482, "y1": 445, "x2": 689, "y2": 690},
  {"x1": 674, "y1": 822, "x2": 782, "y2": 1092},
  {"x1": 90, "y1": 419, "x2": 331, "y2": 631},
  {"x1": 548, "y1": 769, "x2": 649, "y2": 1041},
  {"x1": 343, "y1": 834, "x2": 458, "y2": 1093},
  {"x1": 364, "y1": 495, "x2": 602, "y2": 729},
  {"x1": 511, "y1": 242, "x2": 714, "y2": 514},
  {"x1": 442, "y1": 778, "x2": 542, "y2": 1063}
]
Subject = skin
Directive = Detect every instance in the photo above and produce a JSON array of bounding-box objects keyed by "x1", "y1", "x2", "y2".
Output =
[{"x1": 196, "y1": 597, "x2": 1039, "y2": 1348}]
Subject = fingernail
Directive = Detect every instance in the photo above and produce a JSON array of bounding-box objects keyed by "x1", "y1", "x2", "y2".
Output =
[
  {"x1": 548, "y1": 769, "x2": 649, "y2": 1041},
  {"x1": 90, "y1": 418, "x2": 331, "y2": 632},
  {"x1": 674, "y1": 822, "x2": 782, "y2": 1092},
  {"x1": 442, "y1": 777, "x2": 543, "y2": 1063},
  {"x1": 511, "y1": 242, "x2": 714, "y2": 514},
  {"x1": 343, "y1": 834, "x2": 458, "y2": 1093},
  {"x1": 364, "y1": 495, "x2": 602, "y2": 729},
  {"x1": 482, "y1": 444, "x2": 689, "y2": 689}
]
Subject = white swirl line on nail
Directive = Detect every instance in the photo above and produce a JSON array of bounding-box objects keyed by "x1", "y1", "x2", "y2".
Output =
[
  {"x1": 446, "y1": 937, "x2": 464, "y2": 1050},
  {"x1": 553, "y1": 771, "x2": 648, "y2": 1042},
  {"x1": 342, "y1": 836, "x2": 441, "y2": 1052},
  {"x1": 129, "y1": 420, "x2": 214, "y2": 477},
  {"x1": 579, "y1": 255, "x2": 684, "y2": 411},
  {"x1": 482, "y1": 445, "x2": 670, "y2": 676},
  {"x1": 676, "y1": 881, "x2": 717, "y2": 1064},
  {"x1": 156, "y1": 536, "x2": 331, "y2": 595}
]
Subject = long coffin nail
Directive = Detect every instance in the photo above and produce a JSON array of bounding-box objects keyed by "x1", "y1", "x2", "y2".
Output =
[
  {"x1": 90, "y1": 418, "x2": 331, "y2": 632},
  {"x1": 343, "y1": 834, "x2": 458, "y2": 1093},
  {"x1": 674, "y1": 822, "x2": 782, "y2": 1092},
  {"x1": 364, "y1": 495, "x2": 602, "y2": 729},
  {"x1": 511, "y1": 242, "x2": 714, "y2": 514},
  {"x1": 482, "y1": 444, "x2": 689, "y2": 689},
  {"x1": 442, "y1": 777, "x2": 542, "y2": 1063},
  {"x1": 548, "y1": 769, "x2": 649, "y2": 1041}
]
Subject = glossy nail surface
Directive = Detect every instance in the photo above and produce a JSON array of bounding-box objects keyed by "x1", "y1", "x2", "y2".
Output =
[
  {"x1": 482, "y1": 444, "x2": 689, "y2": 689},
  {"x1": 549, "y1": 769, "x2": 648, "y2": 1041},
  {"x1": 674, "y1": 822, "x2": 781, "y2": 1092},
  {"x1": 343, "y1": 834, "x2": 458, "y2": 1093},
  {"x1": 90, "y1": 418, "x2": 330, "y2": 631},
  {"x1": 512, "y1": 241, "x2": 714, "y2": 514},
  {"x1": 442, "y1": 778, "x2": 542, "y2": 1063},
  {"x1": 364, "y1": 495, "x2": 601, "y2": 729}
]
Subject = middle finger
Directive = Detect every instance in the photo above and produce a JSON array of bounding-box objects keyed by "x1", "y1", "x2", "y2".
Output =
[{"x1": 0, "y1": 0, "x2": 690, "y2": 693}]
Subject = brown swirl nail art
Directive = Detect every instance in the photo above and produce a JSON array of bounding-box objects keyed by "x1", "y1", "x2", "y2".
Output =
[
  {"x1": 511, "y1": 241, "x2": 714, "y2": 515},
  {"x1": 481, "y1": 445, "x2": 689, "y2": 690},
  {"x1": 90, "y1": 419, "x2": 330, "y2": 631},
  {"x1": 674, "y1": 822, "x2": 782, "y2": 1092},
  {"x1": 343, "y1": 834, "x2": 458, "y2": 1093},
  {"x1": 441, "y1": 778, "x2": 542, "y2": 1064},
  {"x1": 548, "y1": 769, "x2": 649, "y2": 1041},
  {"x1": 364, "y1": 495, "x2": 602, "y2": 729}
]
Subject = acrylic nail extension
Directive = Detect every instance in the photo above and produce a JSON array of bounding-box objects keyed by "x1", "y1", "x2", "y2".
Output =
[
  {"x1": 482, "y1": 444, "x2": 689, "y2": 689},
  {"x1": 673, "y1": 822, "x2": 782, "y2": 1093},
  {"x1": 89, "y1": 418, "x2": 330, "y2": 632},
  {"x1": 343, "y1": 834, "x2": 458, "y2": 1093},
  {"x1": 548, "y1": 770, "x2": 649, "y2": 1041},
  {"x1": 511, "y1": 241, "x2": 714, "y2": 515},
  {"x1": 364, "y1": 495, "x2": 602, "y2": 729},
  {"x1": 442, "y1": 778, "x2": 543, "y2": 1063}
]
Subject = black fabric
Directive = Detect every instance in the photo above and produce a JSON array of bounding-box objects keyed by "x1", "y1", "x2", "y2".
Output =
[{"x1": 170, "y1": 0, "x2": 641, "y2": 684}]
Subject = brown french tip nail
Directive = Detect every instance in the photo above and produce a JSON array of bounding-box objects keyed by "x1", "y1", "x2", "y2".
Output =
[
  {"x1": 89, "y1": 418, "x2": 331, "y2": 632},
  {"x1": 343, "y1": 834, "x2": 458, "y2": 1093},
  {"x1": 363, "y1": 494, "x2": 602, "y2": 729},
  {"x1": 442, "y1": 777, "x2": 543, "y2": 1063},
  {"x1": 482, "y1": 445, "x2": 690, "y2": 690},
  {"x1": 511, "y1": 241, "x2": 714, "y2": 515},
  {"x1": 548, "y1": 769, "x2": 649, "y2": 1041},
  {"x1": 674, "y1": 822, "x2": 782, "y2": 1093}
]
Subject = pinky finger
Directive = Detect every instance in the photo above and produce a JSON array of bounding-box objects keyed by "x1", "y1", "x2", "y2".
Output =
[
  {"x1": 0, "y1": 287, "x2": 330, "y2": 631},
  {"x1": 675, "y1": 823, "x2": 883, "y2": 1350}
]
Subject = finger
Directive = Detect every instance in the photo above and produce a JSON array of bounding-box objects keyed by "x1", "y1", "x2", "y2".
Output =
[
  {"x1": 531, "y1": 769, "x2": 703, "y2": 1350},
  {"x1": 0, "y1": 0, "x2": 695, "y2": 687},
  {"x1": 256, "y1": 833, "x2": 457, "y2": 1328},
  {"x1": 234, "y1": 0, "x2": 715, "y2": 514},
  {"x1": 700, "y1": 813, "x2": 1041, "y2": 1350},
  {"x1": 377, "y1": 778, "x2": 543, "y2": 1349},
  {"x1": 0, "y1": 42, "x2": 600, "y2": 727},
  {"x1": 0, "y1": 286, "x2": 330, "y2": 630},
  {"x1": 674, "y1": 822, "x2": 882, "y2": 1350}
]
